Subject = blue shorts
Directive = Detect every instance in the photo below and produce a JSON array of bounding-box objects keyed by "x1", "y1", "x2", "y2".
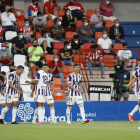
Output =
[
  {"x1": 25, "y1": 37, "x2": 33, "y2": 42},
  {"x1": 61, "y1": 60, "x2": 73, "y2": 66}
]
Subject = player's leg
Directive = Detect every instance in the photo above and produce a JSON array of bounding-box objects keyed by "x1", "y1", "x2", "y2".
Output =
[
  {"x1": 0, "y1": 103, "x2": 6, "y2": 124},
  {"x1": 32, "y1": 102, "x2": 38, "y2": 124},
  {"x1": 41, "y1": 103, "x2": 45, "y2": 123}
]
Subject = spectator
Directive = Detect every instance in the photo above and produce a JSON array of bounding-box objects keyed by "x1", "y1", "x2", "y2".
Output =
[
  {"x1": 117, "y1": 42, "x2": 136, "y2": 70},
  {"x1": 9, "y1": 64, "x2": 15, "y2": 72},
  {"x1": 49, "y1": 55, "x2": 64, "y2": 89},
  {"x1": 0, "y1": 26, "x2": 4, "y2": 43},
  {"x1": 98, "y1": 30, "x2": 116, "y2": 56},
  {"x1": 38, "y1": 31, "x2": 61, "y2": 54},
  {"x1": 28, "y1": 0, "x2": 41, "y2": 25},
  {"x1": 60, "y1": 41, "x2": 74, "y2": 66},
  {"x1": 90, "y1": 8, "x2": 108, "y2": 38},
  {"x1": 12, "y1": 31, "x2": 28, "y2": 57},
  {"x1": 0, "y1": 43, "x2": 11, "y2": 67},
  {"x1": 63, "y1": 0, "x2": 85, "y2": 20},
  {"x1": 43, "y1": 0, "x2": 61, "y2": 20},
  {"x1": 78, "y1": 18, "x2": 96, "y2": 43},
  {"x1": 109, "y1": 19, "x2": 125, "y2": 45},
  {"x1": 32, "y1": 11, "x2": 46, "y2": 38},
  {"x1": 50, "y1": 17, "x2": 66, "y2": 42},
  {"x1": 28, "y1": 39, "x2": 44, "y2": 67},
  {"x1": 0, "y1": 0, "x2": 6, "y2": 13},
  {"x1": 69, "y1": 35, "x2": 85, "y2": 55},
  {"x1": 20, "y1": 19, "x2": 33, "y2": 43},
  {"x1": 1, "y1": 5, "x2": 17, "y2": 41},
  {"x1": 62, "y1": 9, "x2": 77, "y2": 32},
  {"x1": 100, "y1": 0, "x2": 116, "y2": 21},
  {"x1": 88, "y1": 45, "x2": 105, "y2": 79}
]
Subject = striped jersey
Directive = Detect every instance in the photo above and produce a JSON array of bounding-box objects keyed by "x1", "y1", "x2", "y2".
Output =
[
  {"x1": 20, "y1": 26, "x2": 32, "y2": 38},
  {"x1": 0, "y1": 79, "x2": 7, "y2": 94},
  {"x1": 67, "y1": 72, "x2": 82, "y2": 96},
  {"x1": 132, "y1": 66, "x2": 140, "y2": 92},
  {"x1": 5, "y1": 72, "x2": 20, "y2": 95},
  {"x1": 35, "y1": 70, "x2": 48, "y2": 96}
]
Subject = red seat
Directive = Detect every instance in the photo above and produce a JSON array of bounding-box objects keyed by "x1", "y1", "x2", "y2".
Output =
[
  {"x1": 83, "y1": 43, "x2": 95, "y2": 55},
  {"x1": 103, "y1": 55, "x2": 115, "y2": 67},
  {"x1": 27, "y1": 43, "x2": 33, "y2": 48},
  {"x1": 53, "y1": 78, "x2": 62, "y2": 90},
  {"x1": 76, "y1": 20, "x2": 82, "y2": 32},
  {"x1": 57, "y1": 9, "x2": 65, "y2": 17},
  {"x1": 105, "y1": 20, "x2": 114, "y2": 32},
  {"x1": 86, "y1": 9, "x2": 95, "y2": 21},
  {"x1": 17, "y1": 20, "x2": 24, "y2": 31},
  {"x1": 36, "y1": 32, "x2": 42, "y2": 39},
  {"x1": 73, "y1": 54, "x2": 85, "y2": 64},
  {"x1": 63, "y1": 66, "x2": 74, "y2": 78},
  {"x1": 54, "y1": 90, "x2": 64, "y2": 101},
  {"x1": 53, "y1": 43, "x2": 64, "y2": 54},
  {"x1": 65, "y1": 31, "x2": 77, "y2": 42},
  {"x1": 113, "y1": 43, "x2": 123, "y2": 54},
  {"x1": 95, "y1": 32, "x2": 102, "y2": 41},
  {"x1": 13, "y1": 9, "x2": 24, "y2": 21},
  {"x1": 44, "y1": 54, "x2": 54, "y2": 64},
  {"x1": 46, "y1": 20, "x2": 54, "y2": 32}
]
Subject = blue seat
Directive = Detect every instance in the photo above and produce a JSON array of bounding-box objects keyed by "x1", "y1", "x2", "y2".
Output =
[
  {"x1": 131, "y1": 50, "x2": 139, "y2": 59},
  {"x1": 120, "y1": 22, "x2": 140, "y2": 25},
  {"x1": 124, "y1": 37, "x2": 140, "y2": 48}
]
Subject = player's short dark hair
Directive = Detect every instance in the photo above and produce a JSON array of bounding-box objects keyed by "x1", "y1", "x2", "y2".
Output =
[
  {"x1": 17, "y1": 31, "x2": 23, "y2": 34},
  {"x1": 43, "y1": 63, "x2": 49, "y2": 67},
  {"x1": 74, "y1": 63, "x2": 79, "y2": 67},
  {"x1": 36, "y1": 61, "x2": 43, "y2": 68},
  {"x1": 39, "y1": 56, "x2": 46, "y2": 62},
  {"x1": 0, "y1": 75, "x2": 4, "y2": 82},
  {"x1": 9, "y1": 64, "x2": 14, "y2": 68},
  {"x1": 17, "y1": 65, "x2": 24, "y2": 70},
  {"x1": 1, "y1": 71, "x2": 6, "y2": 76},
  {"x1": 37, "y1": 11, "x2": 42, "y2": 16},
  {"x1": 64, "y1": 41, "x2": 69, "y2": 46},
  {"x1": 90, "y1": 44, "x2": 97, "y2": 49},
  {"x1": 122, "y1": 42, "x2": 127, "y2": 46},
  {"x1": 73, "y1": 35, "x2": 79, "y2": 39},
  {"x1": 24, "y1": 19, "x2": 29, "y2": 22}
]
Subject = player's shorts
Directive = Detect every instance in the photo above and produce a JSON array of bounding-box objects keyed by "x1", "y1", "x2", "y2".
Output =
[
  {"x1": 0, "y1": 94, "x2": 5, "y2": 104},
  {"x1": 134, "y1": 92, "x2": 140, "y2": 100},
  {"x1": 6, "y1": 94, "x2": 18, "y2": 103},
  {"x1": 67, "y1": 95, "x2": 83, "y2": 105},
  {"x1": 45, "y1": 95, "x2": 54, "y2": 104},
  {"x1": 34, "y1": 94, "x2": 45, "y2": 103}
]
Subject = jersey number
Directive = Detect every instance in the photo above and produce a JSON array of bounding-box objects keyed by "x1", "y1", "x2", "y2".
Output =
[{"x1": 42, "y1": 76, "x2": 47, "y2": 84}]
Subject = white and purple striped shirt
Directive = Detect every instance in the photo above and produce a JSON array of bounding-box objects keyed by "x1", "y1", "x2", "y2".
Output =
[
  {"x1": 132, "y1": 66, "x2": 140, "y2": 92},
  {"x1": 5, "y1": 72, "x2": 20, "y2": 95},
  {"x1": 67, "y1": 72, "x2": 82, "y2": 96},
  {"x1": 0, "y1": 80, "x2": 7, "y2": 94},
  {"x1": 35, "y1": 70, "x2": 48, "y2": 96}
]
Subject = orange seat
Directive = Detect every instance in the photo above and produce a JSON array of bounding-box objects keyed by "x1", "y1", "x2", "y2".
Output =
[
  {"x1": 73, "y1": 54, "x2": 85, "y2": 64},
  {"x1": 86, "y1": 9, "x2": 95, "y2": 21},
  {"x1": 83, "y1": 43, "x2": 95, "y2": 55},
  {"x1": 65, "y1": 31, "x2": 77, "y2": 42},
  {"x1": 63, "y1": 66, "x2": 74, "y2": 78},
  {"x1": 103, "y1": 55, "x2": 115, "y2": 67},
  {"x1": 54, "y1": 90, "x2": 64, "y2": 101},
  {"x1": 95, "y1": 32, "x2": 102, "y2": 41},
  {"x1": 57, "y1": 9, "x2": 65, "y2": 17},
  {"x1": 76, "y1": 20, "x2": 82, "y2": 32},
  {"x1": 13, "y1": 9, "x2": 24, "y2": 21},
  {"x1": 31, "y1": 66, "x2": 36, "y2": 79},
  {"x1": 105, "y1": 20, "x2": 114, "y2": 32},
  {"x1": 113, "y1": 43, "x2": 123, "y2": 54},
  {"x1": 17, "y1": 20, "x2": 25, "y2": 31},
  {"x1": 53, "y1": 43, "x2": 64, "y2": 54},
  {"x1": 36, "y1": 31, "x2": 42, "y2": 39},
  {"x1": 53, "y1": 78, "x2": 62, "y2": 90},
  {"x1": 27, "y1": 42, "x2": 33, "y2": 48},
  {"x1": 44, "y1": 54, "x2": 54, "y2": 64},
  {"x1": 65, "y1": 78, "x2": 68, "y2": 90},
  {"x1": 46, "y1": 20, "x2": 54, "y2": 32}
]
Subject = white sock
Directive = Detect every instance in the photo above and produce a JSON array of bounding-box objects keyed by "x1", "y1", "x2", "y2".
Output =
[
  {"x1": 66, "y1": 106, "x2": 72, "y2": 122},
  {"x1": 12, "y1": 107, "x2": 17, "y2": 122},
  {"x1": 33, "y1": 108, "x2": 38, "y2": 120},
  {"x1": 50, "y1": 107, "x2": 55, "y2": 121},
  {"x1": 38, "y1": 107, "x2": 42, "y2": 122},
  {"x1": 0, "y1": 106, "x2": 9, "y2": 119},
  {"x1": 79, "y1": 104, "x2": 86, "y2": 121},
  {"x1": 42, "y1": 107, "x2": 45, "y2": 122},
  {"x1": 130, "y1": 105, "x2": 139, "y2": 116}
]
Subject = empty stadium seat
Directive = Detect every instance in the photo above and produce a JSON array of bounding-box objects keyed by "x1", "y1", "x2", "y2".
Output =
[
  {"x1": 103, "y1": 55, "x2": 115, "y2": 67},
  {"x1": 14, "y1": 55, "x2": 26, "y2": 67},
  {"x1": 76, "y1": 20, "x2": 82, "y2": 32},
  {"x1": 105, "y1": 20, "x2": 114, "y2": 32},
  {"x1": 53, "y1": 78, "x2": 62, "y2": 90},
  {"x1": 5, "y1": 31, "x2": 17, "y2": 42},
  {"x1": 131, "y1": 50, "x2": 138, "y2": 59},
  {"x1": 53, "y1": 43, "x2": 64, "y2": 54},
  {"x1": 73, "y1": 54, "x2": 85, "y2": 64},
  {"x1": 36, "y1": 31, "x2": 42, "y2": 39},
  {"x1": 17, "y1": 20, "x2": 24, "y2": 31},
  {"x1": 47, "y1": 20, "x2": 54, "y2": 32},
  {"x1": 86, "y1": 9, "x2": 95, "y2": 21},
  {"x1": 63, "y1": 66, "x2": 74, "y2": 78},
  {"x1": 27, "y1": 42, "x2": 33, "y2": 48},
  {"x1": 124, "y1": 37, "x2": 140, "y2": 48},
  {"x1": 54, "y1": 90, "x2": 64, "y2": 101},
  {"x1": 83, "y1": 43, "x2": 95, "y2": 55},
  {"x1": 31, "y1": 66, "x2": 36, "y2": 79},
  {"x1": 20, "y1": 66, "x2": 29, "y2": 79},
  {"x1": 113, "y1": 43, "x2": 123, "y2": 54},
  {"x1": 95, "y1": 32, "x2": 102, "y2": 41},
  {"x1": 57, "y1": 9, "x2": 65, "y2": 17},
  {"x1": 13, "y1": 9, "x2": 24, "y2": 21},
  {"x1": 1, "y1": 66, "x2": 9, "y2": 72},
  {"x1": 44, "y1": 54, "x2": 54, "y2": 64},
  {"x1": 65, "y1": 32, "x2": 77, "y2": 42}
]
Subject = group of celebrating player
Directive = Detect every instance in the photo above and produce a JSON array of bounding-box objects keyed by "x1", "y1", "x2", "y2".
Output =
[{"x1": 0, "y1": 62, "x2": 89, "y2": 124}]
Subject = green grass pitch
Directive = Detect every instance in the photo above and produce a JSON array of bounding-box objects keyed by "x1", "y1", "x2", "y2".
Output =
[{"x1": 0, "y1": 121, "x2": 140, "y2": 140}]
